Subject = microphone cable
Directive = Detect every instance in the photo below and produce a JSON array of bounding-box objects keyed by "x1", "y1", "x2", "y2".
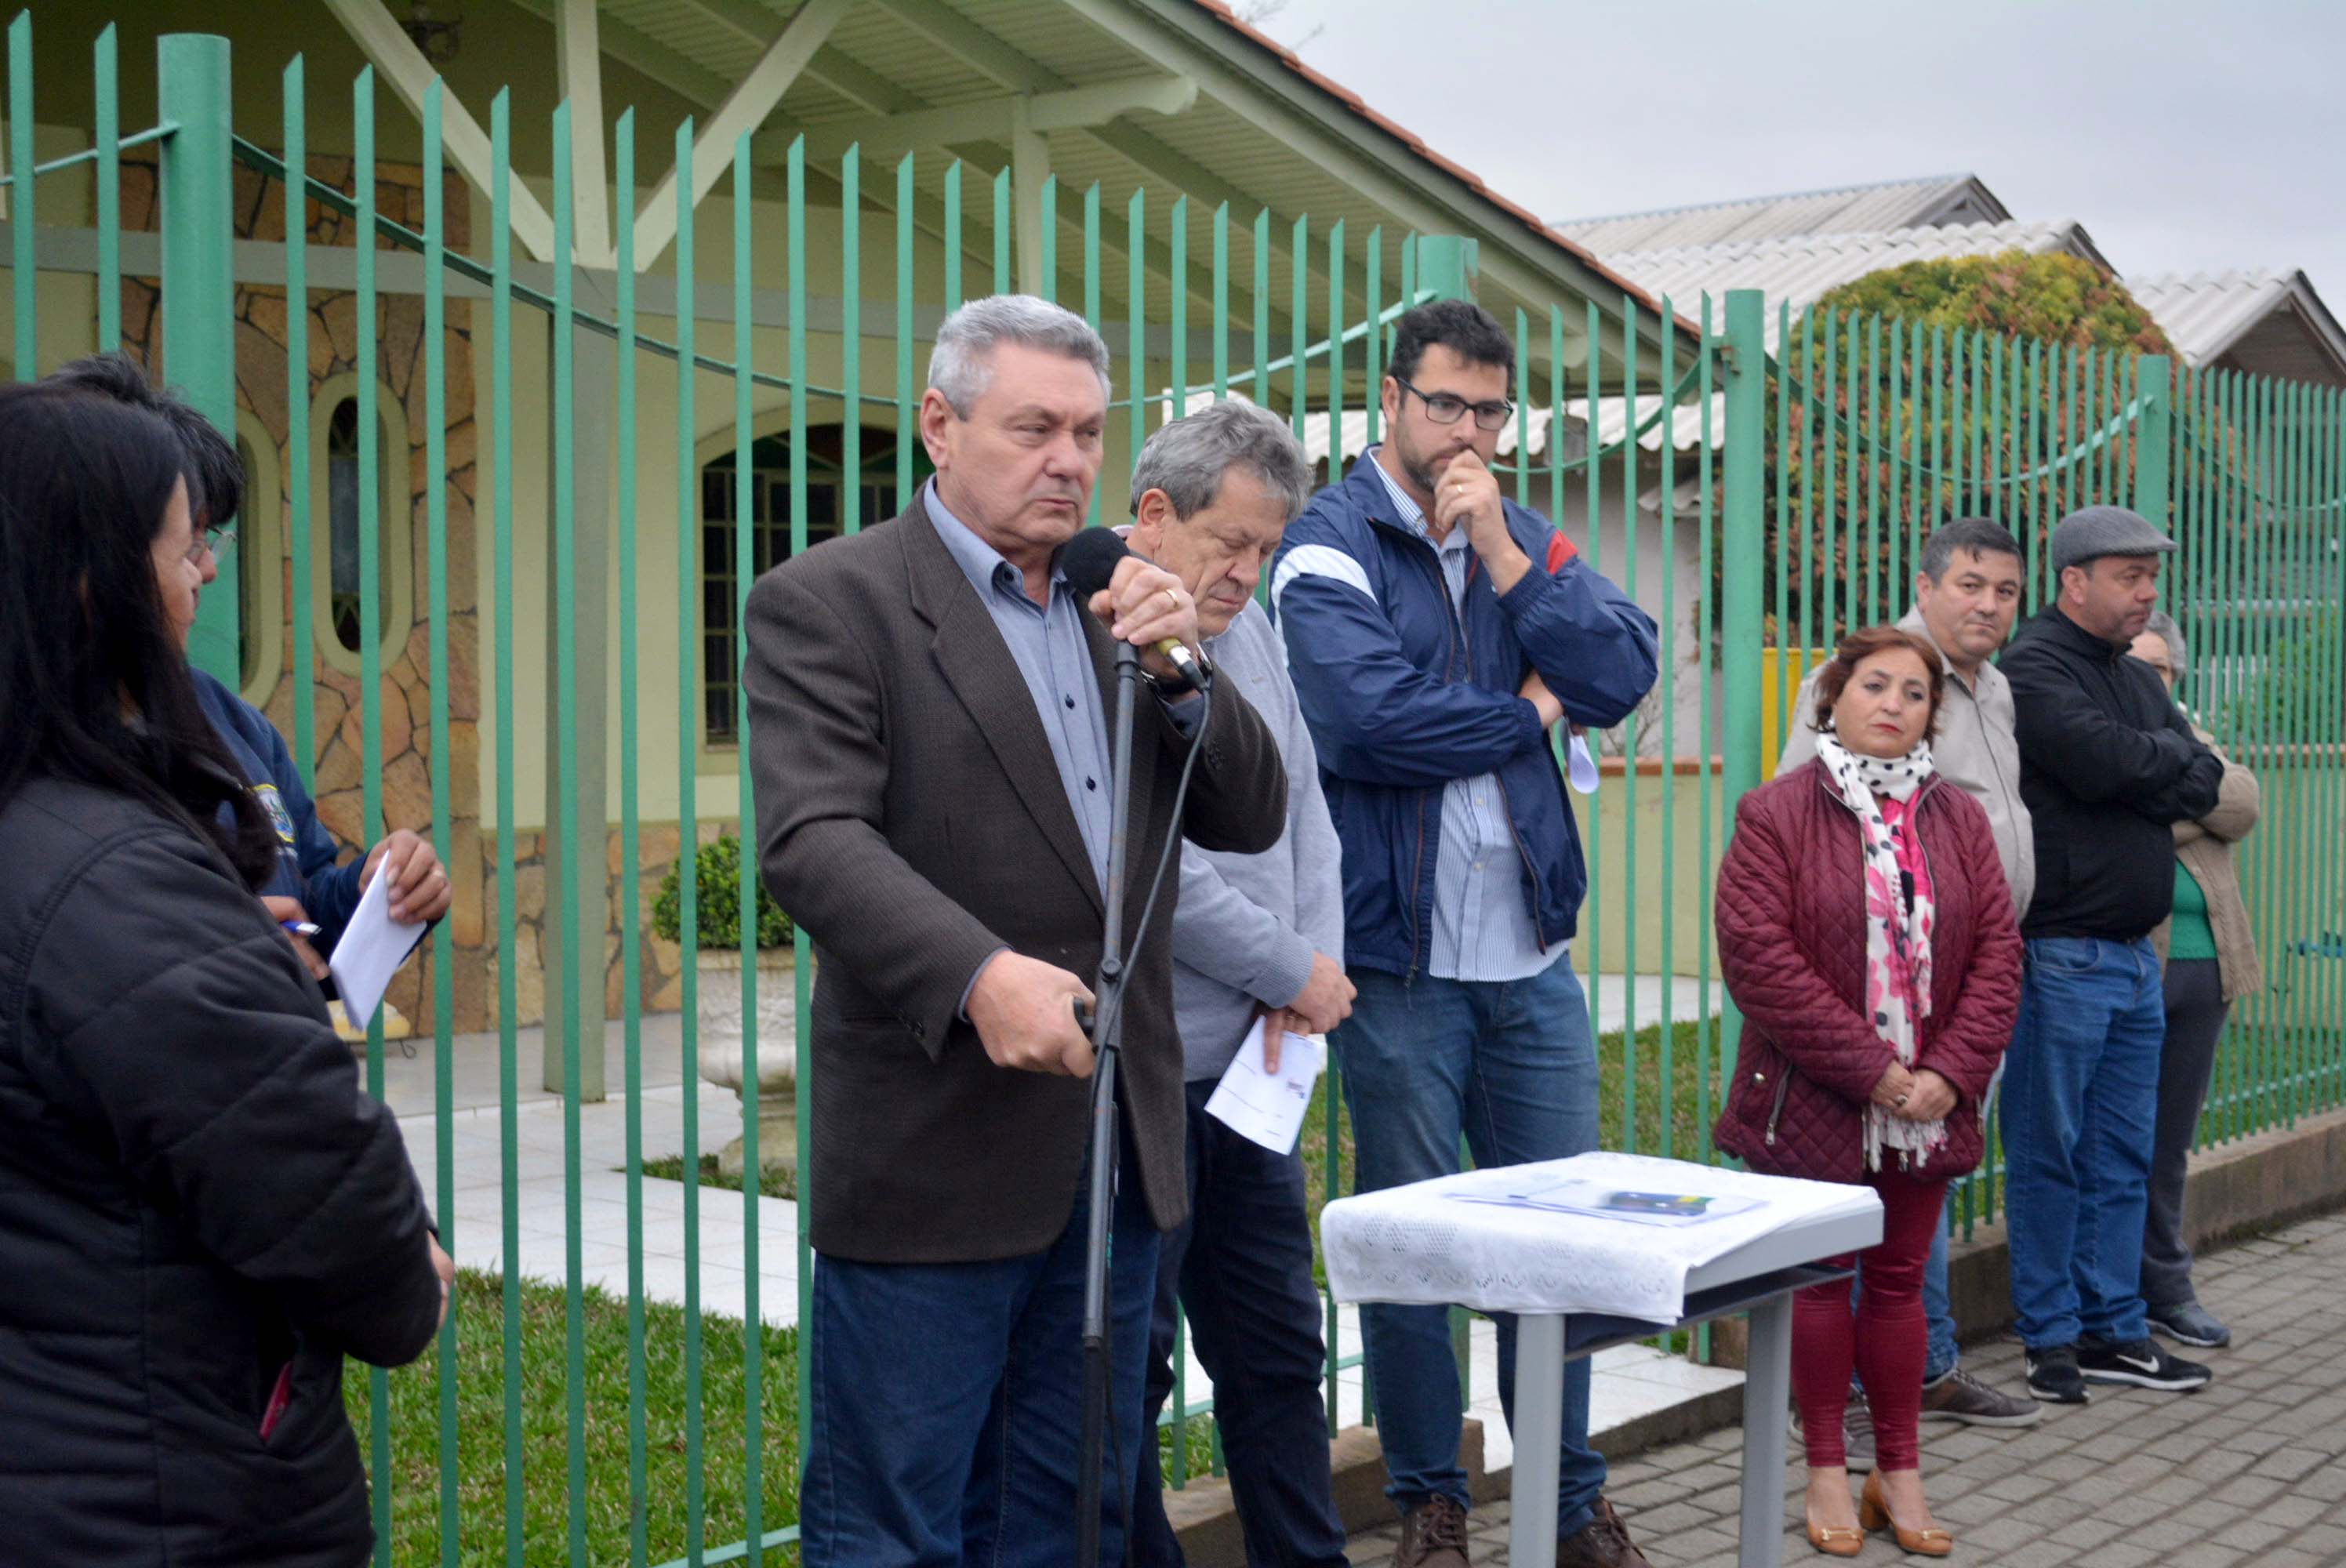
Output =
[{"x1": 1088, "y1": 657, "x2": 1215, "y2": 1568}]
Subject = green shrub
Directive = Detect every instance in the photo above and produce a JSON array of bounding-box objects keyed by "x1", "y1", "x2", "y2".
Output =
[
  {"x1": 650, "y1": 831, "x2": 794, "y2": 949},
  {"x1": 1715, "y1": 251, "x2": 2181, "y2": 652},
  {"x1": 2216, "y1": 609, "x2": 2343, "y2": 745}
]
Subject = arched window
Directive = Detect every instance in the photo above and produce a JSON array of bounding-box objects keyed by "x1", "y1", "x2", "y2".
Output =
[
  {"x1": 230, "y1": 419, "x2": 285, "y2": 703},
  {"x1": 700, "y1": 423, "x2": 931, "y2": 742},
  {"x1": 306, "y1": 377, "x2": 413, "y2": 676}
]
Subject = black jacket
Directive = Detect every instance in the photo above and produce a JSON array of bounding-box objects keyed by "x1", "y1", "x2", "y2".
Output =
[
  {"x1": 0, "y1": 778, "x2": 442, "y2": 1567},
  {"x1": 1999, "y1": 604, "x2": 2223, "y2": 940}
]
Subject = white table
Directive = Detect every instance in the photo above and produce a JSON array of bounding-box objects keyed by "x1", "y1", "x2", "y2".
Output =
[{"x1": 1321, "y1": 1155, "x2": 1883, "y2": 1568}]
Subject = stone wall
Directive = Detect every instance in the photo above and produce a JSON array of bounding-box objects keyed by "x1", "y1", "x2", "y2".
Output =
[{"x1": 114, "y1": 147, "x2": 718, "y2": 1035}]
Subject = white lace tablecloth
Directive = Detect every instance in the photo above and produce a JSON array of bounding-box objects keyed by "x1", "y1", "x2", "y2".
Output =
[{"x1": 1320, "y1": 1151, "x2": 1883, "y2": 1323}]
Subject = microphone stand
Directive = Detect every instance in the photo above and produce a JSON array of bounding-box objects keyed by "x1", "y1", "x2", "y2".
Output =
[{"x1": 1076, "y1": 637, "x2": 1142, "y2": 1567}]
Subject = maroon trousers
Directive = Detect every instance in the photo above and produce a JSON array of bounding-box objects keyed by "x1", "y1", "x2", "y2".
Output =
[{"x1": 1792, "y1": 1170, "x2": 1949, "y2": 1472}]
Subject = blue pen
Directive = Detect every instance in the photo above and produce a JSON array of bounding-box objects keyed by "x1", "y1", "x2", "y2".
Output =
[{"x1": 280, "y1": 919, "x2": 322, "y2": 939}]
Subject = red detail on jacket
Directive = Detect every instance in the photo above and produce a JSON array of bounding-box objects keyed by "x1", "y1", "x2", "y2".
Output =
[
  {"x1": 1712, "y1": 759, "x2": 2023, "y2": 1184},
  {"x1": 1545, "y1": 530, "x2": 1580, "y2": 572}
]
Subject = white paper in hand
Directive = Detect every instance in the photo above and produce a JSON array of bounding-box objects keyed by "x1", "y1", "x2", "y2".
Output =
[
  {"x1": 1204, "y1": 1015, "x2": 1324, "y2": 1155},
  {"x1": 328, "y1": 866, "x2": 427, "y2": 1030},
  {"x1": 1567, "y1": 730, "x2": 1600, "y2": 795}
]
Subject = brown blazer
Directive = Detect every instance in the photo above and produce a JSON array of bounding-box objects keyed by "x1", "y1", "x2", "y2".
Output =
[
  {"x1": 744, "y1": 496, "x2": 1288, "y2": 1264},
  {"x1": 2151, "y1": 726, "x2": 2264, "y2": 1000}
]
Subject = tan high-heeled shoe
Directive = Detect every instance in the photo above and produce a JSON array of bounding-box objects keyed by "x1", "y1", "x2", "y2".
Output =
[
  {"x1": 1860, "y1": 1471, "x2": 1953, "y2": 1556},
  {"x1": 1804, "y1": 1510, "x2": 1864, "y2": 1557}
]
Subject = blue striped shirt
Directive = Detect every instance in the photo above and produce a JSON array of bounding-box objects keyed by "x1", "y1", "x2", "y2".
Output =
[{"x1": 1365, "y1": 451, "x2": 1563, "y2": 982}]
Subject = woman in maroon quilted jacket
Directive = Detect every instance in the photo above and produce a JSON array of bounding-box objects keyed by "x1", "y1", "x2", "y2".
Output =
[{"x1": 1714, "y1": 626, "x2": 2022, "y2": 1558}]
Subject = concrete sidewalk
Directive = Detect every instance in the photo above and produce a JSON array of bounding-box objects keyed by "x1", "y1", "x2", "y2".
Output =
[{"x1": 1342, "y1": 1210, "x2": 2346, "y2": 1566}]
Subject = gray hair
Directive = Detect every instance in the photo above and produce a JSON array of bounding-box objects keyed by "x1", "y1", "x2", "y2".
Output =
[
  {"x1": 1918, "y1": 517, "x2": 2023, "y2": 582},
  {"x1": 2141, "y1": 609, "x2": 2189, "y2": 681},
  {"x1": 926, "y1": 294, "x2": 1111, "y2": 416},
  {"x1": 1129, "y1": 398, "x2": 1313, "y2": 524}
]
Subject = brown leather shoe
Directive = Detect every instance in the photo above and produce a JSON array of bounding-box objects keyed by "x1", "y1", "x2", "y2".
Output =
[
  {"x1": 1555, "y1": 1497, "x2": 1652, "y2": 1568},
  {"x1": 1859, "y1": 1472, "x2": 1952, "y2": 1558},
  {"x1": 1392, "y1": 1494, "x2": 1472, "y2": 1567}
]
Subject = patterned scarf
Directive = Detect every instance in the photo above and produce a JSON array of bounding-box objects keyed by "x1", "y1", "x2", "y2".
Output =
[{"x1": 1817, "y1": 733, "x2": 1943, "y2": 1171}]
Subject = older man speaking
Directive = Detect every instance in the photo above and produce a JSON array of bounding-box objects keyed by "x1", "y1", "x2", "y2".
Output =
[{"x1": 746, "y1": 296, "x2": 1287, "y2": 1567}]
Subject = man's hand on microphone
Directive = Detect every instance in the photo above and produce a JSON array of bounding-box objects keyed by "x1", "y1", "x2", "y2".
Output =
[
  {"x1": 968, "y1": 951, "x2": 1099, "y2": 1077},
  {"x1": 1089, "y1": 556, "x2": 1201, "y2": 686}
]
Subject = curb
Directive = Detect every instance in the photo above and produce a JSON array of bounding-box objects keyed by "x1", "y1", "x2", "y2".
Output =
[{"x1": 1170, "y1": 1103, "x2": 2346, "y2": 1564}]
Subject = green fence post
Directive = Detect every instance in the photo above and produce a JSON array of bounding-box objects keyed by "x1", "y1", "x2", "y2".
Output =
[
  {"x1": 156, "y1": 33, "x2": 237, "y2": 684},
  {"x1": 2136, "y1": 354, "x2": 2173, "y2": 533},
  {"x1": 1411, "y1": 231, "x2": 1478, "y2": 1401},
  {"x1": 1720, "y1": 290, "x2": 1767, "y2": 1075},
  {"x1": 1413, "y1": 234, "x2": 1477, "y2": 303}
]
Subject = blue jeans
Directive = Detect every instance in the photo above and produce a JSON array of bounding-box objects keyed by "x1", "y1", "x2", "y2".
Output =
[
  {"x1": 1131, "y1": 1078, "x2": 1349, "y2": 1567},
  {"x1": 799, "y1": 1131, "x2": 1160, "y2": 1567},
  {"x1": 1335, "y1": 958, "x2": 1607, "y2": 1537},
  {"x1": 1922, "y1": 1203, "x2": 1956, "y2": 1382},
  {"x1": 2001, "y1": 936, "x2": 2165, "y2": 1351}
]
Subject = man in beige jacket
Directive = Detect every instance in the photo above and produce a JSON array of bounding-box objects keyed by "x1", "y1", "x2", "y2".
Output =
[
  {"x1": 2129, "y1": 611, "x2": 2262, "y2": 1350},
  {"x1": 1781, "y1": 517, "x2": 2041, "y2": 1443}
]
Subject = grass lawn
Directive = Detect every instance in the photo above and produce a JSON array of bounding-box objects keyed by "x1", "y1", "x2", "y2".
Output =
[
  {"x1": 636, "y1": 1152, "x2": 799, "y2": 1200},
  {"x1": 351, "y1": 1272, "x2": 1237, "y2": 1563},
  {"x1": 345, "y1": 1269, "x2": 800, "y2": 1566}
]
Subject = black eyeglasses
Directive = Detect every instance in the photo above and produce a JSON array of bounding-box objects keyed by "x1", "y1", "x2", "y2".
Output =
[{"x1": 1394, "y1": 376, "x2": 1514, "y2": 432}]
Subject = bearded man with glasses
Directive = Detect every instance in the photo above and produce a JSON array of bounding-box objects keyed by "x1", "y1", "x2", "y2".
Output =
[{"x1": 1269, "y1": 300, "x2": 1659, "y2": 1568}]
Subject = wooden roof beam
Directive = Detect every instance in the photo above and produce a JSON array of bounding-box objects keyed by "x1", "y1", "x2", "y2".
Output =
[
  {"x1": 632, "y1": 0, "x2": 859, "y2": 268},
  {"x1": 321, "y1": 0, "x2": 559, "y2": 260}
]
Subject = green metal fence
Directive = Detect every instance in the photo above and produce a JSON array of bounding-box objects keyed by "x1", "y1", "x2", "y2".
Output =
[{"x1": 5, "y1": 16, "x2": 2342, "y2": 1565}]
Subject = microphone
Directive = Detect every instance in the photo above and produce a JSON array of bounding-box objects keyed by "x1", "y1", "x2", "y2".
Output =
[{"x1": 1059, "y1": 528, "x2": 1208, "y2": 691}]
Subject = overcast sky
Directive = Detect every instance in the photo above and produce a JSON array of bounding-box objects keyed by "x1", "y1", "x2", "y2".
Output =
[{"x1": 1259, "y1": 0, "x2": 2346, "y2": 296}]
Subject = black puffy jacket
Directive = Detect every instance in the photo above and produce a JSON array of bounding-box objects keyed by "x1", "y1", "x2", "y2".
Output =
[
  {"x1": 1999, "y1": 604, "x2": 2224, "y2": 941},
  {"x1": 0, "y1": 778, "x2": 443, "y2": 1567}
]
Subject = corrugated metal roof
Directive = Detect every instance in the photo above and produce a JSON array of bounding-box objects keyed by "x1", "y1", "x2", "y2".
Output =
[
  {"x1": 1554, "y1": 175, "x2": 2008, "y2": 256},
  {"x1": 1602, "y1": 221, "x2": 2109, "y2": 353},
  {"x1": 1517, "y1": 220, "x2": 2104, "y2": 454},
  {"x1": 2125, "y1": 270, "x2": 2346, "y2": 381}
]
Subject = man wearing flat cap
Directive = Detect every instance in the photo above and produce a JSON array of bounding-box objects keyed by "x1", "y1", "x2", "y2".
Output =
[{"x1": 1996, "y1": 506, "x2": 2226, "y2": 1407}]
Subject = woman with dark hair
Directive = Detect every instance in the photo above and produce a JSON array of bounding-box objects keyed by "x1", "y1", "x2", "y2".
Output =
[
  {"x1": 1714, "y1": 626, "x2": 2023, "y2": 1557},
  {"x1": 0, "y1": 372, "x2": 448, "y2": 1567}
]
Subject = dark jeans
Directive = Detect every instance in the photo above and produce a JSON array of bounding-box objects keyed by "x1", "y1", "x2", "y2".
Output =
[
  {"x1": 2003, "y1": 936, "x2": 2165, "y2": 1350},
  {"x1": 798, "y1": 1129, "x2": 1160, "y2": 1568},
  {"x1": 1335, "y1": 958, "x2": 1607, "y2": 1537},
  {"x1": 1131, "y1": 1078, "x2": 1349, "y2": 1568},
  {"x1": 2142, "y1": 957, "x2": 2230, "y2": 1311}
]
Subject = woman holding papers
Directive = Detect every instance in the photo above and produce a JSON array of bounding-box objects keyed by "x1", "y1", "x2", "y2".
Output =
[
  {"x1": 0, "y1": 374, "x2": 449, "y2": 1566},
  {"x1": 1714, "y1": 626, "x2": 2023, "y2": 1559}
]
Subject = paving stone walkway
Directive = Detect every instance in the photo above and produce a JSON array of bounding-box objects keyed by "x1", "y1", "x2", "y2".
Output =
[{"x1": 1344, "y1": 1208, "x2": 2346, "y2": 1566}]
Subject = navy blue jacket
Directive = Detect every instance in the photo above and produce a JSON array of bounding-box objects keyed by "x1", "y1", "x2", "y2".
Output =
[
  {"x1": 1269, "y1": 456, "x2": 1658, "y2": 978},
  {"x1": 193, "y1": 670, "x2": 365, "y2": 953}
]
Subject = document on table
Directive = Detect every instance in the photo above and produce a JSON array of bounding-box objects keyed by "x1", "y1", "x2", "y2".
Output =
[
  {"x1": 1451, "y1": 1176, "x2": 1763, "y2": 1229},
  {"x1": 328, "y1": 868, "x2": 427, "y2": 1031},
  {"x1": 1320, "y1": 1151, "x2": 1886, "y2": 1321},
  {"x1": 1204, "y1": 1015, "x2": 1324, "y2": 1155}
]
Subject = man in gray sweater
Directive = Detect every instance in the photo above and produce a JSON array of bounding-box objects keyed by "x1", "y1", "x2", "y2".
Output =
[{"x1": 1124, "y1": 401, "x2": 1356, "y2": 1567}]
